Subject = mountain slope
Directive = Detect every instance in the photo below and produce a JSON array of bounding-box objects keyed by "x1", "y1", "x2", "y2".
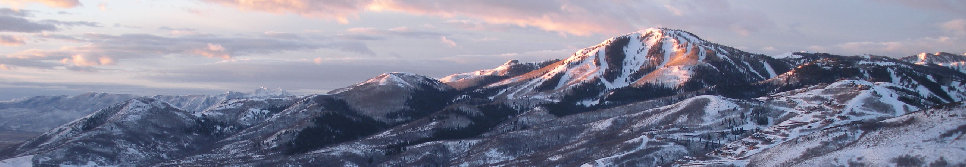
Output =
[
  {"x1": 330, "y1": 72, "x2": 455, "y2": 124},
  {"x1": 1, "y1": 98, "x2": 209, "y2": 166},
  {"x1": 441, "y1": 59, "x2": 558, "y2": 90},
  {"x1": 152, "y1": 72, "x2": 458, "y2": 165},
  {"x1": 767, "y1": 53, "x2": 966, "y2": 104},
  {"x1": 741, "y1": 102, "x2": 966, "y2": 166},
  {"x1": 0, "y1": 93, "x2": 139, "y2": 132}
]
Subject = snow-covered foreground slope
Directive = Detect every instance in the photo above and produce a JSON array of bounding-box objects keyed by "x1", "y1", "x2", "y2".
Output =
[
  {"x1": 238, "y1": 79, "x2": 952, "y2": 166},
  {"x1": 2, "y1": 28, "x2": 966, "y2": 166},
  {"x1": 744, "y1": 102, "x2": 966, "y2": 166}
]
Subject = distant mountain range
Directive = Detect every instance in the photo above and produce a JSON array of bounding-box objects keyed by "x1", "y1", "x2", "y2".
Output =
[{"x1": 2, "y1": 28, "x2": 965, "y2": 166}]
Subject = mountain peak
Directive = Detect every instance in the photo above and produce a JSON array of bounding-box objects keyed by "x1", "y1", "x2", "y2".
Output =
[
  {"x1": 365, "y1": 72, "x2": 429, "y2": 86},
  {"x1": 636, "y1": 27, "x2": 703, "y2": 40},
  {"x1": 482, "y1": 28, "x2": 790, "y2": 103},
  {"x1": 547, "y1": 27, "x2": 740, "y2": 87},
  {"x1": 904, "y1": 51, "x2": 966, "y2": 65},
  {"x1": 330, "y1": 72, "x2": 451, "y2": 94},
  {"x1": 502, "y1": 59, "x2": 520, "y2": 66},
  {"x1": 252, "y1": 86, "x2": 290, "y2": 97}
]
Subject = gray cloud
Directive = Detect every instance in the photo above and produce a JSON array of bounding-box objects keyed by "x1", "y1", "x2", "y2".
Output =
[
  {"x1": 34, "y1": 33, "x2": 86, "y2": 42},
  {"x1": 878, "y1": 0, "x2": 966, "y2": 15},
  {"x1": 42, "y1": 19, "x2": 100, "y2": 27},
  {"x1": 0, "y1": 8, "x2": 31, "y2": 17},
  {"x1": 0, "y1": 35, "x2": 26, "y2": 46},
  {"x1": 158, "y1": 26, "x2": 195, "y2": 31},
  {"x1": 3, "y1": 33, "x2": 375, "y2": 70},
  {"x1": 340, "y1": 27, "x2": 446, "y2": 40},
  {"x1": 0, "y1": 15, "x2": 57, "y2": 32},
  {"x1": 139, "y1": 58, "x2": 482, "y2": 93},
  {"x1": 198, "y1": 0, "x2": 774, "y2": 36},
  {"x1": 0, "y1": 81, "x2": 224, "y2": 101},
  {"x1": 200, "y1": 0, "x2": 369, "y2": 23},
  {"x1": 815, "y1": 36, "x2": 965, "y2": 57},
  {"x1": 0, "y1": 8, "x2": 99, "y2": 33}
]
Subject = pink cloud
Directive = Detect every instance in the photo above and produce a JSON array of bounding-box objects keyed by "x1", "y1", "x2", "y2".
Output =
[
  {"x1": 313, "y1": 57, "x2": 324, "y2": 64},
  {"x1": 366, "y1": 0, "x2": 632, "y2": 36},
  {"x1": 1, "y1": 32, "x2": 372, "y2": 71},
  {"x1": 3, "y1": 0, "x2": 81, "y2": 8},
  {"x1": 192, "y1": 43, "x2": 231, "y2": 60},
  {"x1": 440, "y1": 36, "x2": 456, "y2": 47},
  {"x1": 199, "y1": 0, "x2": 772, "y2": 36},
  {"x1": 0, "y1": 35, "x2": 25, "y2": 46},
  {"x1": 200, "y1": 0, "x2": 371, "y2": 23},
  {"x1": 60, "y1": 54, "x2": 114, "y2": 67}
]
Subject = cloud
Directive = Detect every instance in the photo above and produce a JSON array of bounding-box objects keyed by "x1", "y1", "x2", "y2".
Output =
[
  {"x1": 199, "y1": 0, "x2": 773, "y2": 36},
  {"x1": 440, "y1": 36, "x2": 456, "y2": 47},
  {"x1": 941, "y1": 19, "x2": 966, "y2": 36},
  {"x1": 1, "y1": 0, "x2": 82, "y2": 8},
  {"x1": 41, "y1": 19, "x2": 100, "y2": 27},
  {"x1": 0, "y1": 15, "x2": 57, "y2": 32},
  {"x1": 444, "y1": 19, "x2": 519, "y2": 32},
  {"x1": 0, "y1": 8, "x2": 99, "y2": 33},
  {"x1": 0, "y1": 8, "x2": 30, "y2": 17},
  {"x1": 830, "y1": 36, "x2": 963, "y2": 56},
  {"x1": 2, "y1": 33, "x2": 375, "y2": 70},
  {"x1": 192, "y1": 43, "x2": 231, "y2": 59},
  {"x1": 342, "y1": 26, "x2": 445, "y2": 39},
  {"x1": 444, "y1": 48, "x2": 572, "y2": 64},
  {"x1": 366, "y1": 0, "x2": 634, "y2": 36},
  {"x1": 313, "y1": 57, "x2": 324, "y2": 64},
  {"x1": 200, "y1": 0, "x2": 370, "y2": 23},
  {"x1": 59, "y1": 54, "x2": 114, "y2": 67},
  {"x1": 159, "y1": 26, "x2": 200, "y2": 36},
  {"x1": 35, "y1": 33, "x2": 85, "y2": 42},
  {"x1": 0, "y1": 64, "x2": 10, "y2": 70},
  {"x1": 0, "y1": 81, "x2": 226, "y2": 101},
  {"x1": 375, "y1": 0, "x2": 773, "y2": 36},
  {"x1": 137, "y1": 58, "x2": 488, "y2": 93},
  {"x1": 0, "y1": 35, "x2": 26, "y2": 46},
  {"x1": 878, "y1": 0, "x2": 966, "y2": 15}
]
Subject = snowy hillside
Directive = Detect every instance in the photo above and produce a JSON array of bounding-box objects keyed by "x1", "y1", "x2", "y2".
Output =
[
  {"x1": 735, "y1": 102, "x2": 966, "y2": 167},
  {"x1": 3, "y1": 98, "x2": 207, "y2": 166}
]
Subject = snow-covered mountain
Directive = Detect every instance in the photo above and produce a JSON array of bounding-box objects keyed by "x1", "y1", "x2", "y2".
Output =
[
  {"x1": 2, "y1": 28, "x2": 966, "y2": 166},
  {"x1": 0, "y1": 93, "x2": 140, "y2": 133},
  {"x1": 441, "y1": 59, "x2": 558, "y2": 90},
  {"x1": 3, "y1": 98, "x2": 209, "y2": 166},
  {"x1": 902, "y1": 52, "x2": 966, "y2": 74},
  {"x1": 473, "y1": 28, "x2": 793, "y2": 112},
  {"x1": 0, "y1": 88, "x2": 295, "y2": 133}
]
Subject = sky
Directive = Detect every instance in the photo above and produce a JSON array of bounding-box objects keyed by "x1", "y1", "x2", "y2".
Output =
[{"x1": 0, "y1": 0, "x2": 964, "y2": 100}]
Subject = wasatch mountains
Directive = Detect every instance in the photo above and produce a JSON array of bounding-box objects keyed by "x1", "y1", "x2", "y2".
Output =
[{"x1": 2, "y1": 28, "x2": 966, "y2": 166}]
